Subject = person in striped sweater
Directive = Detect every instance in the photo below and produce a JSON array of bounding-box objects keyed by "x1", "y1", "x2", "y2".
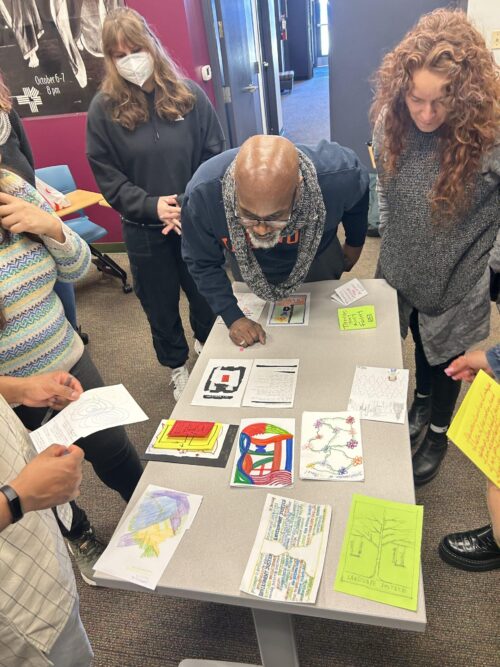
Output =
[{"x1": 0, "y1": 168, "x2": 143, "y2": 584}]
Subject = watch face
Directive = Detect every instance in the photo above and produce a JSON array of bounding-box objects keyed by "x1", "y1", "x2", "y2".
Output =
[{"x1": 0, "y1": 485, "x2": 23, "y2": 523}]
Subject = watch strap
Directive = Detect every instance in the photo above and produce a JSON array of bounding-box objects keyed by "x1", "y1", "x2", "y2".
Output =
[{"x1": 0, "y1": 485, "x2": 23, "y2": 523}]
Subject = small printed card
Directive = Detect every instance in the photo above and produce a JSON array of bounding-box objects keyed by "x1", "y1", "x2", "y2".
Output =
[
  {"x1": 338, "y1": 305, "x2": 376, "y2": 331},
  {"x1": 331, "y1": 279, "x2": 368, "y2": 306},
  {"x1": 267, "y1": 293, "x2": 310, "y2": 326}
]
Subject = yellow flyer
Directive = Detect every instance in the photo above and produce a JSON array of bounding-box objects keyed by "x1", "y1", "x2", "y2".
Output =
[{"x1": 447, "y1": 370, "x2": 500, "y2": 487}]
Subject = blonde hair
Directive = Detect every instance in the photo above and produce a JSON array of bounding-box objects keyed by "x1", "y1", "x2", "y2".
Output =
[
  {"x1": 371, "y1": 9, "x2": 500, "y2": 221},
  {"x1": 101, "y1": 7, "x2": 195, "y2": 130},
  {"x1": 0, "y1": 74, "x2": 12, "y2": 113}
]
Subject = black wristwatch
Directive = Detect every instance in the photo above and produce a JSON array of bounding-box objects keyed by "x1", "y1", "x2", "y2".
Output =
[{"x1": 0, "y1": 485, "x2": 23, "y2": 523}]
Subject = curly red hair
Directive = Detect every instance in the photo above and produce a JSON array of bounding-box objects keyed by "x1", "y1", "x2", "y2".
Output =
[{"x1": 371, "y1": 9, "x2": 500, "y2": 221}]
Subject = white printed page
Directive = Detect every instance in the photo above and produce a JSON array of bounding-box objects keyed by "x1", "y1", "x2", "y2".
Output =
[
  {"x1": 240, "y1": 494, "x2": 331, "y2": 603},
  {"x1": 242, "y1": 359, "x2": 299, "y2": 409},
  {"x1": 191, "y1": 359, "x2": 254, "y2": 407},
  {"x1": 30, "y1": 384, "x2": 148, "y2": 452},
  {"x1": 347, "y1": 366, "x2": 409, "y2": 423}
]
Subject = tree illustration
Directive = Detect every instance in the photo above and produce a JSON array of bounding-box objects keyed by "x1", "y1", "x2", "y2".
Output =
[{"x1": 351, "y1": 510, "x2": 415, "y2": 582}]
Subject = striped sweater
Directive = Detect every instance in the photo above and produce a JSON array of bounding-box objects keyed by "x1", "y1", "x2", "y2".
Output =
[{"x1": 0, "y1": 169, "x2": 91, "y2": 378}]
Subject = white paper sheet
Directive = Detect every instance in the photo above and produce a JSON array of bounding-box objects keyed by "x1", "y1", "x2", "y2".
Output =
[
  {"x1": 267, "y1": 293, "x2": 310, "y2": 326},
  {"x1": 242, "y1": 359, "x2": 299, "y2": 409},
  {"x1": 230, "y1": 418, "x2": 295, "y2": 487},
  {"x1": 30, "y1": 384, "x2": 148, "y2": 453},
  {"x1": 347, "y1": 366, "x2": 409, "y2": 423},
  {"x1": 240, "y1": 494, "x2": 331, "y2": 603},
  {"x1": 300, "y1": 411, "x2": 364, "y2": 481},
  {"x1": 191, "y1": 359, "x2": 253, "y2": 407},
  {"x1": 145, "y1": 420, "x2": 230, "y2": 459},
  {"x1": 331, "y1": 278, "x2": 368, "y2": 305},
  {"x1": 216, "y1": 292, "x2": 267, "y2": 324},
  {"x1": 93, "y1": 484, "x2": 202, "y2": 590}
]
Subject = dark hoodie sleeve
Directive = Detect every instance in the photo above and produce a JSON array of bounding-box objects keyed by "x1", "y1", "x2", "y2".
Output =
[
  {"x1": 86, "y1": 95, "x2": 159, "y2": 221},
  {"x1": 182, "y1": 185, "x2": 244, "y2": 327}
]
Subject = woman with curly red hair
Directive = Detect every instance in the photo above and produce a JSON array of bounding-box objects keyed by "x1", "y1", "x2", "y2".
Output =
[{"x1": 371, "y1": 9, "x2": 500, "y2": 485}]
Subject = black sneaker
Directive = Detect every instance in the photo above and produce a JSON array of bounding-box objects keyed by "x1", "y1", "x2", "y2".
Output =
[{"x1": 67, "y1": 526, "x2": 106, "y2": 586}]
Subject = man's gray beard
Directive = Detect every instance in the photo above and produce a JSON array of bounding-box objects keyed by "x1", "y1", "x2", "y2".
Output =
[{"x1": 248, "y1": 229, "x2": 282, "y2": 249}]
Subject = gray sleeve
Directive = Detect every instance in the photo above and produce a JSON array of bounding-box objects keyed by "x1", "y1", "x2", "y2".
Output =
[{"x1": 372, "y1": 112, "x2": 389, "y2": 236}]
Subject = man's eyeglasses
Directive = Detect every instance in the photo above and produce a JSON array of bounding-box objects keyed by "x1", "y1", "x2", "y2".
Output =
[{"x1": 234, "y1": 183, "x2": 301, "y2": 230}]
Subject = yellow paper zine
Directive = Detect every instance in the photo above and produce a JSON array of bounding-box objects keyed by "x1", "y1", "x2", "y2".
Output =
[
  {"x1": 447, "y1": 370, "x2": 500, "y2": 487},
  {"x1": 153, "y1": 420, "x2": 222, "y2": 452}
]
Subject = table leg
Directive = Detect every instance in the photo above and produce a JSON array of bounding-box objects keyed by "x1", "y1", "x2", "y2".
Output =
[{"x1": 252, "y1": 609, "x2": 300, "y2": 667}]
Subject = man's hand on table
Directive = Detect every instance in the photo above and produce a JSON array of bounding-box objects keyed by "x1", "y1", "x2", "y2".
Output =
[{"x1": 229, "y1": 317, "x2": 266, "y2": 348}]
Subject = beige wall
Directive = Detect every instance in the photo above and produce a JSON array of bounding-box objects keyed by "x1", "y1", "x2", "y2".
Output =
[{"x1": 468, "y1": 0, "x2": 500, "y2": 64}]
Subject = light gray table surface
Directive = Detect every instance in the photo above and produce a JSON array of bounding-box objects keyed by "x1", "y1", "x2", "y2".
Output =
[{"x1": 95, "y1": 279, "x2": 426, "y2": 663}]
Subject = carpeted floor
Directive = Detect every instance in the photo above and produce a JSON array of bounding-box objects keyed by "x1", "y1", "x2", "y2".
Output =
[
  {"x1": 281, "y1": 67, "x2": 330, "y2": 144},
  {"x1": 74, "y1": 236, "x2": 498, "y2": 667}
]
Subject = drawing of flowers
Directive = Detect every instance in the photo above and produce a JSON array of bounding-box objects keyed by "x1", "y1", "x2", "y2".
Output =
[
  {"x1": 346, "y1": 439, "x2": 358, "y2": 449},
  {"x1": 345, "y1": 416, "x2": 355, "y2": 424},
  {"x1": 338, "y1": 467, "x2": 348, "y2": 475},
  {"x1": 352, "y1": 456, "x2": 363, "y2": 466}
]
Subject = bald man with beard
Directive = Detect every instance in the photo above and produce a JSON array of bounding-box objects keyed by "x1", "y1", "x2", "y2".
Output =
[{"x1": 182, "y1": 135, "x2": 369, "y2": 347}]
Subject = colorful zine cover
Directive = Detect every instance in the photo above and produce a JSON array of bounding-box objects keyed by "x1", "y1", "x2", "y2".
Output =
[
  {"x1": 338, "y1": 305, "x2": 376, "y2": 331},
  {"x1": 334, "y1": 494, "x2": 423, "y2": 611},
  {"x1": 94, "y1": 485, "x2": 202, "y2": 590},
  {"x1": 447, "y1": 370, "x2": 500, "y2": 487},
  {"x1": 230, "y1": 418, "x2": 295, "y2": 487},
  {"x1": 267, "y1": 293, "x2": 310, "y2": 326},
  {"x1": 240, "y1": 494, "x2": 331, "y2": 603},
  {"x1": 300, "y1": 412, "x2": 364, "y2": 481}
]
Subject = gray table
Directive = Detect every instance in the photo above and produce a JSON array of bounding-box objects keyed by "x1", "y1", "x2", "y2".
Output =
[{"x1": 95, "y1": 279, "x2": 426, "y2": 667}]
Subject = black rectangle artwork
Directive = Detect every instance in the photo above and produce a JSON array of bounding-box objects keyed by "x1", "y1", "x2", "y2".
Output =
[
  {"x1": 141, "y1": 425, "x2": 239, "y2": 468},
  {"x1": 0, "y1": 1, "x2": 124, "y2": 118}
]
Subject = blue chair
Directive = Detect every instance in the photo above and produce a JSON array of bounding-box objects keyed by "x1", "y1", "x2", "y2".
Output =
[{"x1": 35, "y1": 165, "x2": 132, "y2": 293}]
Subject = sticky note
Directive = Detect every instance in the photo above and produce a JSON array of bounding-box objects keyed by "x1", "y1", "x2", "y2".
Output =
[
  {"x1": 334, "y1": 494, "x2": 423, "y2": 611},
  {"x1": 447, "y1": 370, "x2": 500, "y2": 487},
  {"x1": 168, "y1": 420, "x2": 215, "y2": 437},
  {"x1": 338, "y1": 305, "x2": 376, "y2": 330}
]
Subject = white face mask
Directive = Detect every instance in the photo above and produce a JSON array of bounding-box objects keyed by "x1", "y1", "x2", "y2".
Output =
[{"x1": 115, "y1": 51, "x2": 154, "y2": 88}]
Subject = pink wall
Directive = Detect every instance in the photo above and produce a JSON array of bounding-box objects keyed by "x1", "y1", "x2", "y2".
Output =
[{"x1": 23, "y1": 0, "x2": 214, "y2": 242}]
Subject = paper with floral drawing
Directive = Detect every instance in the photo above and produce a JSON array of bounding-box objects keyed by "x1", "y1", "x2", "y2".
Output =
[
  {"x1": 300, "y1": 412, "x2": 364, "y2": 480},
  {"x1": 240, "y1": 494, "x2": 331, "y2": 603},
  {"x1": 348, "y1": 366, "x2": 409, "y2": 423},
  {"x1": 94, "y1": 485, "x2": 202, "y2": 590}
]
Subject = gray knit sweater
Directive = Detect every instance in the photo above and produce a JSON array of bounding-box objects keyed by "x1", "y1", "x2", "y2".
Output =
[{"x1": 377, "y1": 124, "x2": 499, "y2": 316}]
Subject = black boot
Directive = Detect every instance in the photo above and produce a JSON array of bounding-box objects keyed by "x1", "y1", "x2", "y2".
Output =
[
  {"x1": 412, "y1": 428, "x2": 447, "y2": 486},
  {"x1": 408, "y1": 393, "x2": 431, "y2": 445},
  {"x1": 438, "y1": 525, "x2": 500, "y2": 571}
]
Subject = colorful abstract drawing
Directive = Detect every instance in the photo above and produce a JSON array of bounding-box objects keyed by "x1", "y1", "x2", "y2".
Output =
[
  {"x1": 117, "y1": 488, "x2": 191, "y2": 557},
  {"x1": 233, "y1": 421, "x2": 294, "y2": 486}
]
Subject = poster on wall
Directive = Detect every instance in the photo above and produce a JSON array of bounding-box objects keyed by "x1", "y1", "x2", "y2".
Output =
[{"x1": 0, "y1": 0, "x2": 124, "y2": 118}]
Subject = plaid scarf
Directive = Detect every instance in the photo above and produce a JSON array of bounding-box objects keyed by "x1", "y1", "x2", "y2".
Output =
[{"x1": 222, "y1": 149, "x2": 325, "y2": 301}]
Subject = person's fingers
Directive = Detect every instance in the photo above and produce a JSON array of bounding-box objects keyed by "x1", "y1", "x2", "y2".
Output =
[
  {"x1": 44, "y1": 443, "x2": 69, "y2": 457},
  {"x1": 258, "y1": 326, "x2": 266, "y2": 344},
  {"x1": 66, "y1": 444, "x2": 85, "y2": 461}
]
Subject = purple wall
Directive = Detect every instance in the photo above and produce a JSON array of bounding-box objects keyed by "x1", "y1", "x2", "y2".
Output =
[{"x1": 22, "y1": 0, "x2": 213, "y2": 242}]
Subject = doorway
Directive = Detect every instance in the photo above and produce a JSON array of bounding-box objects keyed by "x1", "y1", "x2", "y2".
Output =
[{"x1": 279, "y1": 0, "x2": 331, "y2": 144}]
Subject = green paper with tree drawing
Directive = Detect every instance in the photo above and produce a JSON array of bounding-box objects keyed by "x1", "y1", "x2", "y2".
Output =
[{"x1": 334, "y1": 494, "x2": 423, "y2": 611}]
